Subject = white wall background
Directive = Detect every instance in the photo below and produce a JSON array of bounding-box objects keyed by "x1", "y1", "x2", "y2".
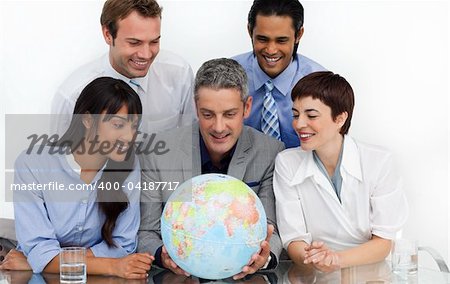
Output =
[{"x1": 1, "y1": 0, "x2": 449, "y2": 267}]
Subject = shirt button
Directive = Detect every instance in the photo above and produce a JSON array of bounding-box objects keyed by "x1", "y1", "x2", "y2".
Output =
[{"x1": 78, "y1": 226, "x2": 83, "y2": 231}]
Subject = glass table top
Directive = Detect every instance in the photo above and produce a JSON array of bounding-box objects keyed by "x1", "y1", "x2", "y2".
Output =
[{"x1": 1, "y1": 260, "x2": 449, "y2": 283}]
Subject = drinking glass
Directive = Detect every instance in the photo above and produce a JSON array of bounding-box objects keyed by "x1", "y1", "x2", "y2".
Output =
[
  {"x1": 60, "y1": 247, "x2": 86, "y2": 283},
  {"x1": 391, "y1": 239, "x2": 418, "y2": 275}
]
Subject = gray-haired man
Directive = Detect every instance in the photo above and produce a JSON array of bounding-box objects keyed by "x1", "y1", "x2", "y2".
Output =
[{"x1": 138, "y1": 58, "x2": 284, "y2": 279}]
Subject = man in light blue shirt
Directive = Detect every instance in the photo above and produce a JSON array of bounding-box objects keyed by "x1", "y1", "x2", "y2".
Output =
[{"x1": 233, "y1": 0, "x2": 325, "y2": 148}]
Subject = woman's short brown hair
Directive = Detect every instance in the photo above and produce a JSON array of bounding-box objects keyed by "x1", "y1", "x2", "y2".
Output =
[{"x1": 291, "y1": 71, "x2": 355, "y2": 135}]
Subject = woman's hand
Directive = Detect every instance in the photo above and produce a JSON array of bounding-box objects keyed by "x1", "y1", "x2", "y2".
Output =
[
  {"x1": 304, "y1": 241, "x2": 340, "y2": 273},
  {"x1": 0, "y1": 249, "x2": 32, "y2": 271},
  {"x1": 112, "y1": 253, "x2": 154, "y2": 279}
]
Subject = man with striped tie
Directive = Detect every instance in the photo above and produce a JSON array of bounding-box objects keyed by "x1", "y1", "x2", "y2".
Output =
[
  {"x1": 233, "y1": 0, "x2": 326, "y2": 148},
  {"x1": 51, "y1": 0, "x2": 196, "y2": 136}
]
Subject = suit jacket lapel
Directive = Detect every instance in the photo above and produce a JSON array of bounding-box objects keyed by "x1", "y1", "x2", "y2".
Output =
[
  {"x1": 180, "y1": 123, "x2": 201, "y2": 179},
  {"x1": 228, "y1": 127, "x2": 251, "y2": 180}
]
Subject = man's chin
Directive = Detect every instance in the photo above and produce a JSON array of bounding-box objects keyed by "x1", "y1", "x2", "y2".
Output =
[
  {"x1": 208, "y1": 142, "x2": 233, "y2": 154},
  {"x1": 126, "y1": 65, "x2": 151, "y2": 78},
  {"x1": 130, "y1": 71, "x2": 149, "y2": 78},
  {"x1": 209, "y1": 134, "x2": 233, "y2": 146}
]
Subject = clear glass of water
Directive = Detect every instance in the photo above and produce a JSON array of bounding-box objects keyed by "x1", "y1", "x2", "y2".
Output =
[
  {"x1": 60, "y1": 247, "x2": 86, "y2": 283},
  {"x1": 391, "y1": 239, "x2": 418, "y2": 275}
]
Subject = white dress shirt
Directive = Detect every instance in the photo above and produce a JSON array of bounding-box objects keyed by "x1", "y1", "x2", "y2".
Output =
[
  {"x1": 51, "y1": 50, "x2": 196, "y2": 135},
  {"x1": 273, "y1": 136, "x2": 408, "y2": 251}
]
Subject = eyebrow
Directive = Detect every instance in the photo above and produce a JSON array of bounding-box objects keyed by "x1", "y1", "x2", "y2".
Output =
[
  {"x1": 224, "y1": 108, "x2": 239, "y2": 113},
  {"x1": 152, "y1": 35, "x2": 161, "y2": 41},
  {"x1": 199, "y1": 108, "x2": 240, "y2": 113},
  {"x1": 126, "y1": 37, "x2": 141, "y2": 42},
  {"x1": 255, "y1": 35, "x2": 290, "y2": 40},
  {"x1": 126, "y1": 35, "x2": 161, "y2": 42},
  {"x1": 109, "y1": 115, "x2": 128, "y2": 121},
  {"x1": 291, "y1": 108, "x2": 319, "y2": 113}
]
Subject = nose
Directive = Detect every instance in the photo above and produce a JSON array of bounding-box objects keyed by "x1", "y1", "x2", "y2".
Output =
[
  {"x1": 265, "y1": 41, "x2": 278, "y2": 55},
  {"x1": 212, "y1": 116, "x2": 225, "y2": 133},
  {"x1": 138, "y1": 44, "x2": 154, "y2": 59},
  {"x1": 121, "y1": 124, "x2": 137, "y2": 143},
  {"x1": 293, "y1": 114, "x2": 307, "y2": 130}
]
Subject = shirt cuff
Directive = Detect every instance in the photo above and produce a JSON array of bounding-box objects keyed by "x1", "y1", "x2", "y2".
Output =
[
  {"x1": 27, "y1": 247, "x2": 60, "y2": 274},
  {"x1": 260, "y1": 251, "x2": 277, "y2": 270},
  {"x1": 90, "y1": 241, "x2": 128, "y2": 258},
  {"x1": 153, "y1": 246, "x2": 163, "y2": 268}
]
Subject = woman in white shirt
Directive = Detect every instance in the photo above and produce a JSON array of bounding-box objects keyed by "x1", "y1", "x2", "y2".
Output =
[{"x1": 273, "y1": 71, "x2": 408, "y2": 272}]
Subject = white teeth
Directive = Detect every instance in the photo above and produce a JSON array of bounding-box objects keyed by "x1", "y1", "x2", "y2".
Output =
[
  {"x1": 115, "y1": 144, "x2": 128, "y2": 151},
  {"x1": 132, "y1": 60, "x2": 148, "y2": 66},
  {"x1": 212, "y1": 133, "x2": 228, "y2": 139},
  {"x1": 265, "y1": 56, "x2": 280, "y2": 62},
  {"x1": 300, "y1": 133, "x2": 314, "y2": 138}
]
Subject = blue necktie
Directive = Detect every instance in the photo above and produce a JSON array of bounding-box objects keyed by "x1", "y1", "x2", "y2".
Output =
[
  {"x1": 129, "y1": 79, "x2": 142, "y2": 94},
  {"x1": 261, "y1": 81, "x2": 281, "y2": 140}
]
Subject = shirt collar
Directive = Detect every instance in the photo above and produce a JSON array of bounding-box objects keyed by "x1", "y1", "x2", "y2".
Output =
[
  {"x1": 102, "y1": 53, "x2": 149, "y2": 93},
  {"x1": 65, "y1": 151, "x2": 81, "y2": 174},
  {"x1": 289, "y1": 136, "x2": 363, "y2": 186},
  {"x1": 199, "y1": 132, "x2": 236, "y2": 172},
  {"x1": 289, "y1": 149, "x2": 316, "y2": 186},
  {"x1": 251, "y1": 53, "x2": 299, "y2": 96},
  {"x1": 64, "y1": 150, "x2": 108, "y2": 179},
  {"x1": 340, "y1": 136, "x2": 363, "y2": 181}
]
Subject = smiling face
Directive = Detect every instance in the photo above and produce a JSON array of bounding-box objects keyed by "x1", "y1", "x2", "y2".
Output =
[
  {"x1": 102, "y1": 10, "x2": 161, "y2": 78},
  {"x1": 250, "y1": 14, "x2": 302, "y2": 78},
  {"x1": 85, "y1": 105, "x2": 139, "y2": 162},
  {"x1": 196, "y1": 87, "x2": 252, "y2": 164},
  {"x1": 292, "y1": 97, "x2": 347, "y2": 153}
]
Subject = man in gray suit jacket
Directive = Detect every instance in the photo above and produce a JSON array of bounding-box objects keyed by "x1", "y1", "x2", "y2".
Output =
[{"x1": 138, "y1": 58, "x2": 285, "y2": 280}]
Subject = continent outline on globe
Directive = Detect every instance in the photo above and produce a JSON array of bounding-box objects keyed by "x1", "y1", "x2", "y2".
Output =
[{"x1": 161, "y1": 174, "x2": 268, "y2": 280}]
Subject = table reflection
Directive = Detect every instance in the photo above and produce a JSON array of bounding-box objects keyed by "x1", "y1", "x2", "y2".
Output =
[
  {"x1": 284, "y1": 261, "x2": 393, "y2": 283},
  {"x1": 282, "y1": 260, "x2": 450, "y2": 284},
  {"x1": 0, "y1": 270, "x2": 147, "y2": 284},
  {"x1": 151, "y1": 269, "x2": 277, "y2": 284},
  {"x1": 0, "y1": 260, "x2": 449, "y2": 283}
]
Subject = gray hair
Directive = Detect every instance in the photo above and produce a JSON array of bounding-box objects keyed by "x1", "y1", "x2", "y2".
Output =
[{"x1": 194, "y1": 58, "x2": 249, "y2": 102}]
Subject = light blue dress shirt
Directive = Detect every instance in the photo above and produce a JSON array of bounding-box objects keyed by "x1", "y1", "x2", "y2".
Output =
[
  {"x1": 312, "y1": 146, "x2": 344, "y2": 202},
  {"x1": 12, "y1": 146, "x2": 141, "y2": 273},
  {"x1": 232, "y1": 52, "x2": 325, "y2": 148}
]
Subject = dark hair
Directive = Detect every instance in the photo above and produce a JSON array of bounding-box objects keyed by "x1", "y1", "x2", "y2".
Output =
[
  {"x1": 100, "y1": 0, "x2": 162, "y2": 40},
  {"x1": 291, "y1": 71, "x2": 354, "y2": 135},
  {"x1": 57, "y1": 77, "x2": 142, "y2": 247},
  {"x1": 248, "y1": 0, "x2": 304, "y2": 55}
]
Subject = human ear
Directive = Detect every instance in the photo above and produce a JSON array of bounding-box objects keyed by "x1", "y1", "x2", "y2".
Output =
[
  {"x1": 102, "y1": 25, "x2": 113, "y2": 46},
  {"x1": 295, "y1": 26, "x2": 304, "y2": 44},
  {"x1": 336, "y1": 112, "x2": 348, "y2": 127},
  {"x1": 247, "y1": 23, "x2": 253, "y2": 39},
  {"x1": 82, "y1": 113, "x2": 93, "y2": 129},
  {"x1": 243, "y1": 96, "x2": 253, "y2": 119}
]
